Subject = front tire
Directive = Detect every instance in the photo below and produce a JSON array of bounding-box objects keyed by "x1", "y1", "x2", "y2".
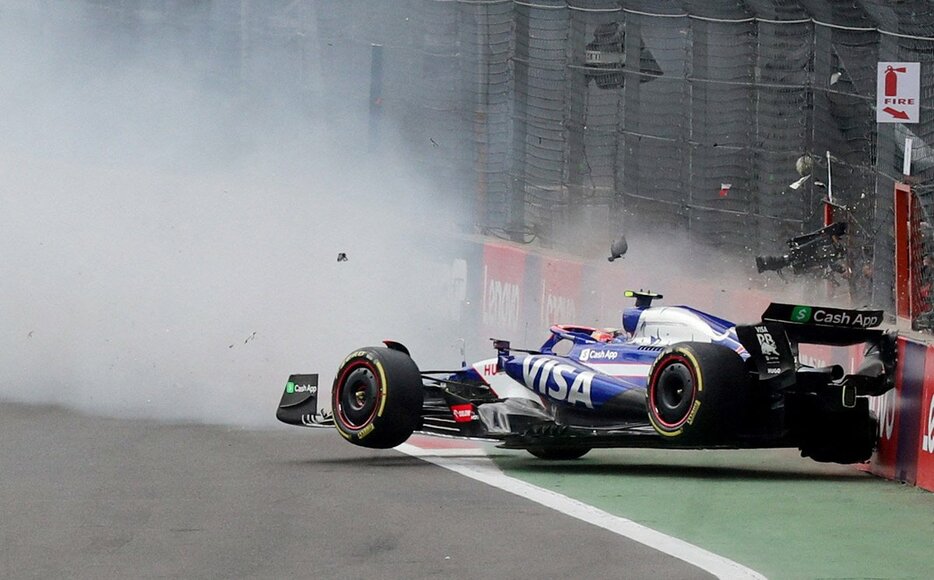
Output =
[
  {"x1": 646, "y1": 342, "x2": 746, "y2": 442},
  {"x1": 332, "y1": 347, "x2": 424, "y2": 449}
]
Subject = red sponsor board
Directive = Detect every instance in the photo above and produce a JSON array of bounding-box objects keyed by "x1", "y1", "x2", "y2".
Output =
[
  {"x1": 798, "y1": 344, "x2": 833, "y2": 369},
  {"x1": 481, "y1": 244, "x2": 526, "y2": 337},
  {"x1": 867, "y1": 339, "x2": 906, "y2": 480},
  {"x1": 917, "y1": 346, "x2": 934, "y2": 491},
  {"x1": 540, "y1": 257, "x2": 582, "y2": 330}
]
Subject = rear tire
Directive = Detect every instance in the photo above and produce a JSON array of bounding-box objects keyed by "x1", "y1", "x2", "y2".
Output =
[
  {"x1": 332, "y1": 347, "x2": 424, "y2": 449},
  {"x1": 646, "y1": 342, "x2": 746, "y2": 442},
  {"x1": 526, "y1": 447, "x2": 591, "y2": 460}
]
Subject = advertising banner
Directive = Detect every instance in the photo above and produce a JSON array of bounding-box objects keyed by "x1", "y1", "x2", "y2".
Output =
[
  {"x1": 895, "y1": 339, "x2": 925, "y2": 484},
  {"x1": 480, "y1": 243, "x2": 527, "y2": 340},
  {"x1": 868, "y1": 341, "x2": 905, "y2": 480},
  {"x1": 870, "y1": 338, "x2": 925, "y2": 484},
  {"x1": 916, "y1": 346, "x2": 934, "y2": 491},
  {"x1": 538, "y1": 257, "x2": 583, "y2": 331}
]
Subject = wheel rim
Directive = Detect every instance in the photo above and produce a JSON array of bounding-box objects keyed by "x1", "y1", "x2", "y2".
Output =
[
  {"x1": 650, "y1": 355, "x2": 696, "y2": 428},
  {"x1": 335, "y1": 362, "x2": 381, "y2": 430}
]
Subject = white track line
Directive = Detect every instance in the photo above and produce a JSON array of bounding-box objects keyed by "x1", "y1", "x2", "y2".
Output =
[{"x1": 397, "y1": 443, "x2": 765, "y2": 580}]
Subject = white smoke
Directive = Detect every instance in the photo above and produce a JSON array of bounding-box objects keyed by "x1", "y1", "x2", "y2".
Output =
[{"x1": 0, "y1": 4, "x2": 462, "y2": 427}]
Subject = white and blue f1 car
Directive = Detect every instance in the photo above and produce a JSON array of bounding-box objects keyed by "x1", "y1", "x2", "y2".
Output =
[{"x1": 278, "y1": 291, "x2": 896, "y2": 464}]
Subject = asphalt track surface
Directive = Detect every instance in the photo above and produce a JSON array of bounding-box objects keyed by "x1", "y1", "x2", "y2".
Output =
[{"x1": 1, "y1": 403, "x2": 712, "y2": 580}]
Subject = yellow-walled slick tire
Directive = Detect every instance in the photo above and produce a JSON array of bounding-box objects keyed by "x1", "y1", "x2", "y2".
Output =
[
  {"x1": 332, "y1": 347, "x2": 424, "y2": 449},
  {"x1": 646, "y1": 342, "x2": 745, "y2": 442}
]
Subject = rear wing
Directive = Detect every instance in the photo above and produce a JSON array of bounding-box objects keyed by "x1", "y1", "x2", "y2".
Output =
[
  {"x1": 759, "y1": 303, "x2": 886, "y2": 346},
  {"x1": 735, "y1": 303, "x2": 896, "y2": 396}
]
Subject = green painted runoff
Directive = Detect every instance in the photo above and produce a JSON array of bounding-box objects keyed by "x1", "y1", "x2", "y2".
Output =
[{"x1": 492, "y1": 447, "x2": 934, "y2": 579}]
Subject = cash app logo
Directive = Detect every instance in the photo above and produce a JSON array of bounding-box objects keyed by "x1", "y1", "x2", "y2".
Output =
[
  {"x1": 286, "y1": 381, "x2": 295, "y2": 394},
  {"x1": 791, "y1": 306, "x2": 812, "y2": 322}
]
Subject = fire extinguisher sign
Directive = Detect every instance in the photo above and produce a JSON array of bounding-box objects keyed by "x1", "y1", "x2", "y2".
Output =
[{"x1": 876, "y1": 62, "x2": 921, "y2": 124}]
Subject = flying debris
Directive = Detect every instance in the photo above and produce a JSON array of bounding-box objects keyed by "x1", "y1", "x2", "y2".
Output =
[{"x1": 608, "y1": 233, "x2": 628, "y2": 262}]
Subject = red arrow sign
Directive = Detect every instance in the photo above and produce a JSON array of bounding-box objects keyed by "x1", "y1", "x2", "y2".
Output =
[{"x1": 883, "y1": 107, "x2": 910, "y2": 120}]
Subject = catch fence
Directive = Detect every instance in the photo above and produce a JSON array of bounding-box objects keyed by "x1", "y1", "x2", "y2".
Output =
[{"x1": 403, "y1": 0, "x2": 934, "y2": 324}]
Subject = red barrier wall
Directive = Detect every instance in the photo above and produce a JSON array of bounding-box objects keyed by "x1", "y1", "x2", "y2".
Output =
[{"x1": 915, "y1": 345, "x2": 934, "y2": 490}]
